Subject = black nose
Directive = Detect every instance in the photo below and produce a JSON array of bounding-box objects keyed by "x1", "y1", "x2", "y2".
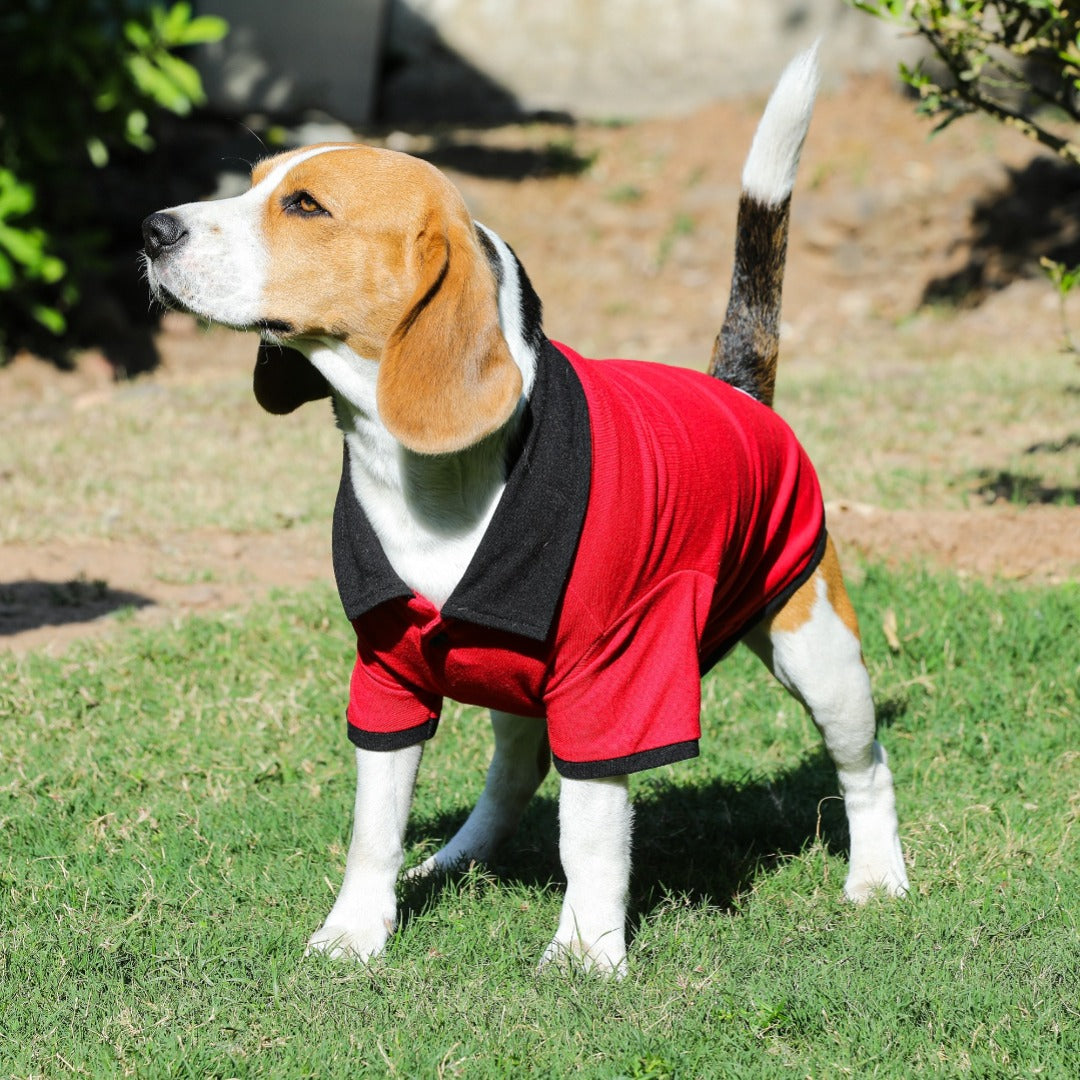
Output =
[{"x1": 142, "y1": 212, "x2": 187, "y2": 257}]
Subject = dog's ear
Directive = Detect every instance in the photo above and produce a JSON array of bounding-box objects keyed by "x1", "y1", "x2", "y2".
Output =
[
  {"x1": 376, "y1": 219, "x2": 521, "y2": 455},
  {"x1": 253, "y1": 344, "x2": 331, "y2": 414}
]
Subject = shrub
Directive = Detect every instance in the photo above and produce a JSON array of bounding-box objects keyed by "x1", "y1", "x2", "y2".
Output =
[
  {"x1": 0, "y1": 1, "x2": 227, "y2": 363},
  {"x1": 853, "y1": 2, "x2": 1080, "y2": 341},
  {"x1": 851, "y1": 1, "x2": 1080, "y2": 162}
]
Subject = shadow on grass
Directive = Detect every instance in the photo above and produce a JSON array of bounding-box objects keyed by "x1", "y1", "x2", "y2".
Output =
[
  {"x1": 965, "y1": 429, "x2": 1080, "y2": 505},
  {"x1": 0, "y1": 578, "x2": 152, "y2": 636},
  {"x1": 1024, "y1": 432, "x2": 1080, "y2": 455},
  {"x1": 400, "y1": 750, "x2": 848, "y2": 936},
  {"x1": 974, "y1": 469, "x2": 1080, "y2": 506}
]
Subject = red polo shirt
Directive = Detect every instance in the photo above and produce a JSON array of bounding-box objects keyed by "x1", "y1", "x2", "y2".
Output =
[{"x1": 333, "y1": 340, "x2": 825, "y2": 779}]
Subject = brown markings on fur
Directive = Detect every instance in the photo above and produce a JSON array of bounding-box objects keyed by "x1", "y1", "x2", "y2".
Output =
[
  {"x1": 249, "y1": 144, "x2": 520, "y2": 452},
  {"x1": 709, "y1": 195, "x2": 791, "y2": 406},
  {"x1": 377, "y1": 214, "x2": 521, "y2": 454},
  {"x1": 256, "y1": 145, "x2": 419, "y2": 356},
  {"x1": 768, "y1": 534, "x2": 861, "y2": 640}
]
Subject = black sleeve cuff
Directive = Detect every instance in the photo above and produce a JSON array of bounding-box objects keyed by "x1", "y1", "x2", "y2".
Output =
[{"x1": 346, "y1": 715, "x2": 440, "y2": 751}]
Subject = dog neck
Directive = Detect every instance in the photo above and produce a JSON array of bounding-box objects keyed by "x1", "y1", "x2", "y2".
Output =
[{"x1": 292, "y1": 224, "x2": 545, "y2": 607}]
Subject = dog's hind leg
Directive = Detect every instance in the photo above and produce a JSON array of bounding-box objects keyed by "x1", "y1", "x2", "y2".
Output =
[
  {"x1": 745, "y1": 537, "x2": 909, "y2": 901},
  {"x1": 408, "y1": 711, "x2": 550, "y2": 878},
  {"x1": 307, "y1": 743, "x2": 423, "y2": 961}
]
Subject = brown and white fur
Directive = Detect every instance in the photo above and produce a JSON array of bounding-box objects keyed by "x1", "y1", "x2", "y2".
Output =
[{"x1": 142, "y1": 47, "x2": 908, "y2": 976}]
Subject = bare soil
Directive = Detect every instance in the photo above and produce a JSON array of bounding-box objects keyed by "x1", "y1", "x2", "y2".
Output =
[{"x1": 2, "y1": 74, "x2": 1078, "y2": 655}]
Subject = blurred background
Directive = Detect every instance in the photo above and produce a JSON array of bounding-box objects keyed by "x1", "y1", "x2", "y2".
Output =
[
  {"x1": 2, "y1": 0, "x2": 1078, "y2": 647},
  {"x1": 1, "y1": 0, "x2": 915, "y2": 372}
]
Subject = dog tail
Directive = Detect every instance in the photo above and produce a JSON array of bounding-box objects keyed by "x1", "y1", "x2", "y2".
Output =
[{"x1": 709, "y1": 44, "x2": 820, "y2": 407}]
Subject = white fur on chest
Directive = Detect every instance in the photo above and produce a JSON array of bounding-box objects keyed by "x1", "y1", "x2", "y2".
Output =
[
  {"x1": 342, "y1": 421, "x2": 508, "y2": 609},
  {"x1": 297, "y1": 338, "x2": 503, "y2": 608}
]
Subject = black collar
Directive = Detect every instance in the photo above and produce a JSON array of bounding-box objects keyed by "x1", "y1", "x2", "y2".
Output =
[{"x1": 332, "y1": 339, "x2": 591, "y2": 642}]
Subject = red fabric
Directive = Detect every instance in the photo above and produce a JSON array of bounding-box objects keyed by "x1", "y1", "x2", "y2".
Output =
[{"x1": 346, "y1": 342, "x2": 824, "y2": 774}]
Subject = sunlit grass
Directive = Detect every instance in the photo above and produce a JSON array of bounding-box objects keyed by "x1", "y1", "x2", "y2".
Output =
[{"x1": 2, "y1": 569, "x2": 1077, "y2": 1076}]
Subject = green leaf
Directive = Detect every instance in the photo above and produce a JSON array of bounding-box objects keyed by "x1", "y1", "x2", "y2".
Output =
[
  {"x1": 0, "y1": 249, "x2": 14, "y2": 289},
  {"x1": 126, "y1": 109, "x2": 150, "y2": 139},
  {"x1": 0, "y1": 222, "x2": 46, "y2": 268},
  {"x1": 0, "y1": 172, "x2": 35, "y2": 219},
  {"x1": 94, "y1": 87, "x2": 121, "y2": 112},
  {"x1": 1040, "y1": 256, "x2": 1080, "y2": 296},
  {"x1": 126, "y1": 53, "x2": 192, "y2": 113},
  {"x1": 178, "y1": 15, "x2": 229, "y2": 46},
  {"x1": 125, "y1": 109, "x2": 155, "y2": 151},
  {"x1": 38, "y1": 254, "x2": 67, "y2": 285},
  {"x1": 123, "y1": 20, "x2": 153, "y2": 50},
  {"x1": 851, "y1": 0, "x2": 908, "y2": 18},
  {"x1": 86, "y1": 136, "x2": 110, "y2": 168},
  {"x1": 31, "y1": 303, "x2": 67, "y2": 335},
  {"x1": 162, "y1": 3, "x2": 195, "y2": 43},
  {"x1": 154, "y1": 50, "x2": 206, "y2": 105}
]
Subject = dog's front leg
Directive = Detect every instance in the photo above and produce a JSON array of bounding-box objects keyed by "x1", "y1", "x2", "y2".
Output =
[
  {"x1": 540, "y1": 774, "x2": 632, "y2": 977},
  {"x1": 307, "y1": 743, "x2": 422, "y2": 961},
  {"x1": 408, "y1": 711, "x2": 549, "y2": 877}
]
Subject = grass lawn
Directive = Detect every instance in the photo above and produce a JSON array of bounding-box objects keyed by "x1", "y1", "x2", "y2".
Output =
[{"x1": 1, "y1": 566, "x2": 1077, "y2": 1077}]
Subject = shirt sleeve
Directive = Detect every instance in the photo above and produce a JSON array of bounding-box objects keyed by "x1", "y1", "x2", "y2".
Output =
[
  {"x1": 543, "y1": 571, "x2": 713, "y2": 778},
  {"x1": 346, "y1": 646, "x2": 443, "y2": 751}
]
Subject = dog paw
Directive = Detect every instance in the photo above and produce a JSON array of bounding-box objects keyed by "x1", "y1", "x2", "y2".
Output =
[
  {"x1": 403, "y1": 849, "x2": 467, "y2": 881},
  {"x1": 538, "y1": 934, "x2": 627, "y2": 979},
  {"x1": 305, "y1": 921, "x2": 391, "y2": 962},
  {"x1": 843, "y1": 861, "x2": 910, "y2": 903}
]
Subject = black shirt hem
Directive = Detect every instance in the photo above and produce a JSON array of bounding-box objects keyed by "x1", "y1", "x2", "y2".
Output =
[{"x1": 553, "y1": 739, "x2": 700, "y2": 779}]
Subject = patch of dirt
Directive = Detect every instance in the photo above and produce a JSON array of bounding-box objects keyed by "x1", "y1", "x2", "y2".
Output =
[
  {"x1": 2, "y1": 74, "x2": 1078, "y2": 656},
  {"x1": 825, "y1": 502, "x2": 1079, "y2": 584},
  {"x1": 0, "y1": 528, "x2": 330, "y2": 655}
]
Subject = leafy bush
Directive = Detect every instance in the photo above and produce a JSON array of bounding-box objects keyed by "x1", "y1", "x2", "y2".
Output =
[
  {"x1": 851, "y1": 1, "x2": 1080, "y2": 161},
  {"x1": 0, "y1": 1, "x2": 227, "y2": 362}
]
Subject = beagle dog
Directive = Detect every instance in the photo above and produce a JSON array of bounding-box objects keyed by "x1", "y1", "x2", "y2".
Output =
[{"x1": 142, "y1": 47, "x2": 908, "y2": 975}]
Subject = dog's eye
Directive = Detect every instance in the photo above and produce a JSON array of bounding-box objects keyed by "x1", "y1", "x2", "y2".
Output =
[{"x1": 284, "y1": 192, "x2": 329, "y2": 217}]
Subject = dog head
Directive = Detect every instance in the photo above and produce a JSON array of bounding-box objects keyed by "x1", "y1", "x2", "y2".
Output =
[{"x1": 142, "y1": 144, "x2": 522, "y2": 454}]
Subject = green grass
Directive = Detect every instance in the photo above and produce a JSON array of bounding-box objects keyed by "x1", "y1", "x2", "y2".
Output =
[
  {"x1": 774, "y1": 343, "x2": 1080, "y2": 511},
  {"x1": 6, "y1": 331, "x2": 1077, "y2": 548},
  {"x1": 0, "y1": 340, "x2": 341, "y2": 545},
  {"x1": 2, "y1": 567, "x2": 1077, "y2": 1077}
]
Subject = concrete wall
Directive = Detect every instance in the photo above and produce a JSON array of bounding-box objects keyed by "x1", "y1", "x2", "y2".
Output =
[
  {"x1": 384, "y1": 0, "x2": 912, "y2": 121},
  {"x1": 195, "y1": 0, "x2": 912, "y2": 125},
  {"x1": 195, "y1": 0, "x2": 387, "y2": 124}
]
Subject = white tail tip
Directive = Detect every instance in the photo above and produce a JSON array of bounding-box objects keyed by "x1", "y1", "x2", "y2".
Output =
[{"x1": 741, "y1": 42, "x2": 821, "y2": 206}]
